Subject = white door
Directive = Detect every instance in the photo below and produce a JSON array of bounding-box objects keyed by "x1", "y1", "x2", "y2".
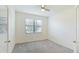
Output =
[
  {"x1": 76, "y1": 6, "x2": 79, "y2": 53},
  {"x1": 0, "y1": 6, "x2": 8, "y2": 53}
]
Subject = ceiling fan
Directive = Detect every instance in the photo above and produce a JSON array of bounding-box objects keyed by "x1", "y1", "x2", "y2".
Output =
[{"x1": 41, "y1": 5, "x2": 50, "y2": 11}]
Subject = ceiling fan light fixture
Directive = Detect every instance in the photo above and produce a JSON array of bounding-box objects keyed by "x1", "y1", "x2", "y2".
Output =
[
  {"x1": 41, "y1": 8, "x2": 45, "y2": 11},
  {"x1": 41, "y1": 5, "x2": 50, "y2": 12}
]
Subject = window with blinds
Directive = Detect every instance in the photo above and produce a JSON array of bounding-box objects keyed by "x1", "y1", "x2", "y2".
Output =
[{"x1": 25, "y1": 19, "x2": 42, "y2": 33}]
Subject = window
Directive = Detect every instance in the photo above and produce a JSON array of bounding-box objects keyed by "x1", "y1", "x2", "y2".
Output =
[
  {"x1": 0, "y1": 17, "x2": 7, "y2": 33},
  {"x1": 25, "y1": 19, "x2": 42, "y2": 33}
]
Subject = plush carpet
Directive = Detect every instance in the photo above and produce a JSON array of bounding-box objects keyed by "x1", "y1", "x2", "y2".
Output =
[{"x1": 13, "y1": 39, "x2": 73, "y2": 53}]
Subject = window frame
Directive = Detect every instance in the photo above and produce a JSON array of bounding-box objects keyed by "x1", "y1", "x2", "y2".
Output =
[{"x1": 25, "y1": 19, "x2": 42, "y2": 34}]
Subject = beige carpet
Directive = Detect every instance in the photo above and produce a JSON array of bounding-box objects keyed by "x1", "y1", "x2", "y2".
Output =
[{"x1": 13, "y1": 39, "x2": 73, "y2": 53}]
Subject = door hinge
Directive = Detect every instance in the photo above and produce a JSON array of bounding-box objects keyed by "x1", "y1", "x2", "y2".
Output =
[
  {"x1": 4, "y1": 40, "x2": 11, "y2": 43},
  {"x1": 73, "y1": 41, "x2": 76, "y2": 43}
]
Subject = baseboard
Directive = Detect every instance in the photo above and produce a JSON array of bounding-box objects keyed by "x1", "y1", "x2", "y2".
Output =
[
  {"x1": 49, "y1": 39, "x2": 74, "y2": 51},
  {"x1": 15, "y1": 39, "x2": 48, "y2": 45}
]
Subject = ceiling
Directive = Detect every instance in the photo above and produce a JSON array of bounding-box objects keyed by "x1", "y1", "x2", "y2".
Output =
[
  {"x1": 48, "y1": 5, "x2": 74, "y2": 12},
  {"x1": 11, "y1": 5, "x2": 74, "y2": 17}
]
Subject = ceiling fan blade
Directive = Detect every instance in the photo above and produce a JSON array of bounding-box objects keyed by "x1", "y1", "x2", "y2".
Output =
[
  {"x1": 41, "y1": 7, "x2": 45, "y2": 9},
  {"x1": 45, "y1": 8, "x2": 50, "y2": 11},
  {"x1": 41, "y1": 5, "x2": 50, "y2": 11}
]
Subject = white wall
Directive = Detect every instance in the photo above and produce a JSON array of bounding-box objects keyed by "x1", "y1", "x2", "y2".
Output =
[
  {"x1": 8, "y1": 6, "x2": 15, "y2": 53},
  {"x1": 48, "y1": 7, "x2": 76, "y2": 50}
]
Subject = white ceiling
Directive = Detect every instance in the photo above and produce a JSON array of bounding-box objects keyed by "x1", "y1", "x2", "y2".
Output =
[
  {"x1": 48, "y1": 5, "x2": 74, "y2": 12},
  {"x1": 11, "y1": 5, "x2": 74, "y2": 17}
]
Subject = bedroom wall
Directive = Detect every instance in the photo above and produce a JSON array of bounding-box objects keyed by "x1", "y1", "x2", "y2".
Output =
[
  {"x1": 15, "y1": 11, "x2": 48, "y2": 43},
  {"x1": 48, "y1": 6, "x2": 76, "y2": 50}
]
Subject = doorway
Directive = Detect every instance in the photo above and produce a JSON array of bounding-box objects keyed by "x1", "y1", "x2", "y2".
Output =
[{"x1": 0, "y1": 6, "x2": 8, "y2": 53}]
